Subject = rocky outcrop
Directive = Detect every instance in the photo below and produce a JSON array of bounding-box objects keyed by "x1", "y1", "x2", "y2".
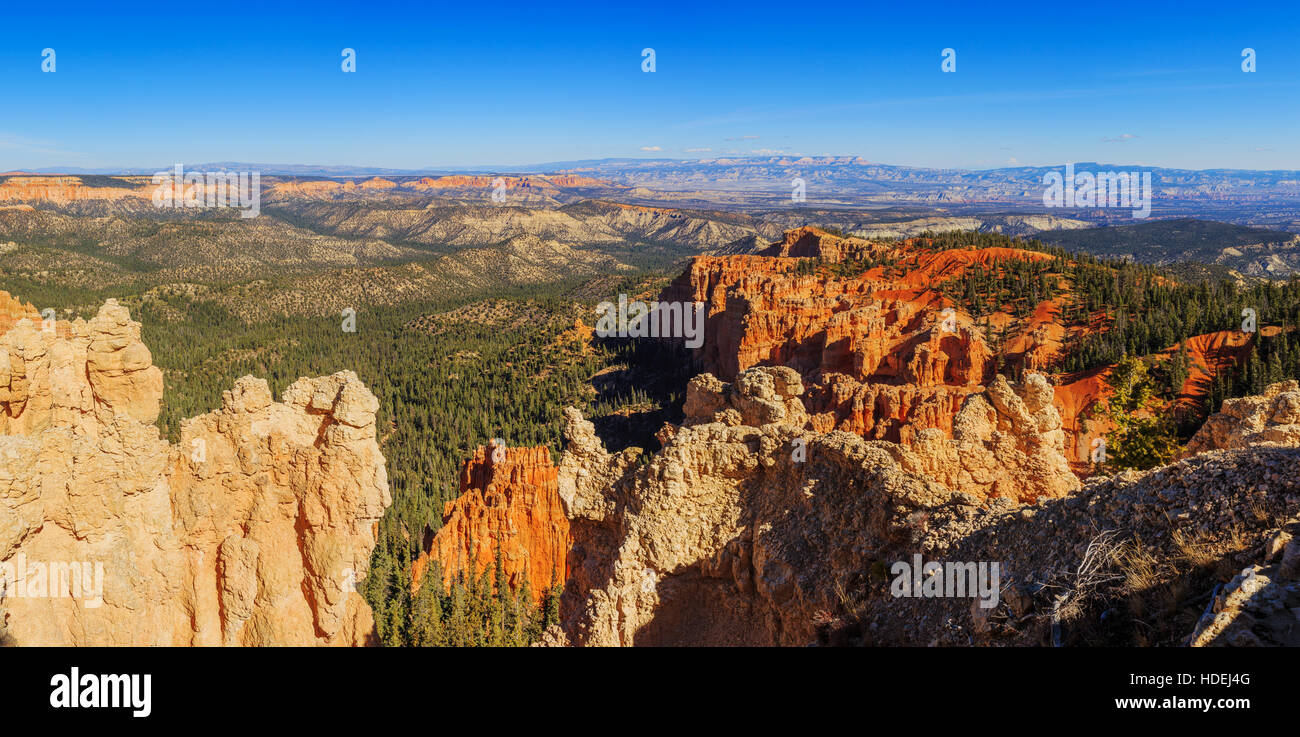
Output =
[
  {"x1": 0, "y1": 293, "x2": 390, "y2": 645},
  {"x1": 0, "y1": 298, "x2": 163, "y2": 437},
  {"x1": 555, "y1": 366, "x2": 1078, "y2": 646},
  {"x1": 411, "y1": 442, "x2": 569, "y2": 601},
  {"x1": 755, "y1": 226, "x2": 891, "y2": 262},
  {"x1": 908, "y1": 444, "x2": 1300, "y2": 647},
  {"x1": 1184, "y1": 380, "x2": 1300, "y2": 455},
  {"x1": 546, "y1": 228, "x2": 1297, "y2": 647},
  {"x1": 1187, "y1": 518, "x2": 1300, "y2": 647},
  {"x1": 660, "y1": 228, "x2": 1067, "y2": 447},
  {"x1": 0, "y1": 292, "x2": 40, "y2": 336},
  {"x1": 554, "y1": 369, "x2": 1298, "y2": 646},
  {"x1": 904, "y1": 372, "x2": 1080, "y2": 502}
]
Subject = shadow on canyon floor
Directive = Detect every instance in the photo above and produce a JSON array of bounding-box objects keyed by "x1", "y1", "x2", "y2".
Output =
[{"x1": 588, "y1": 336, "x2": 694, "y2": 455}]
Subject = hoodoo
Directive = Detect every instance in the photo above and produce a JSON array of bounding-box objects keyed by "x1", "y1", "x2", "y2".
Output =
[{"x1": 0, "y1": 292, "x2": 391, "y2": 646}]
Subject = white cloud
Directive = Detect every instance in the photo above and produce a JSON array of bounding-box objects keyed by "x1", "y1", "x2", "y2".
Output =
[{"x1": 639, "y1": 145, "x2": 663, "y2": 152}]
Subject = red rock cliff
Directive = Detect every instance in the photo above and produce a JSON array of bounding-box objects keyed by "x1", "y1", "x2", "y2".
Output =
[
  {"x1": 412, "y1": 443, "x2": 570, "y2": 601},
  {"x1": 663, "y1": 228, "x2": 1040, "y2": 443}
]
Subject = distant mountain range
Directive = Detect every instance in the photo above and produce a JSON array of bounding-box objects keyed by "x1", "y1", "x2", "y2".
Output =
[
  {"x1": 18, "y1": 157, "x2": 1300, "y2": 184},
  {"x1": 15, "y1": 157, "x2": 1298, "y2": 231}
]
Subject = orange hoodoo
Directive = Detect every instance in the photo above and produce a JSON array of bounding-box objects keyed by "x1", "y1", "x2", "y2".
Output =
[{"x1": 411, "y1": 444, "x2": 570, "y2": 602}]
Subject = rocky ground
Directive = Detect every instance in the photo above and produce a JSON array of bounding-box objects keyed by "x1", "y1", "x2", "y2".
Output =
[{"x1": 1187, "y1": 517, "x2": 1300, "y2": 646}]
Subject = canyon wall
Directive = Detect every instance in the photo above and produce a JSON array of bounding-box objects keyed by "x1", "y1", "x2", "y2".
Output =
[
  {"x1": 553, "y1": 366, "x2": 1300, "y2": 646},
  {"x1": 660, "y1": 227, "x2": 1065, "y2": 446},
  {"x1": 554, "y1": 366, "x2": 1079, "y2": 646},
  {"x1": 659, "y1": 228, "x2": 1138, "y2": 468},
  {"x1": 548, "y1": 230, "x2": 1299, "y2": 646},
  {"x1": 0, "y1": 292, "x2": 390, "y2": 645}
]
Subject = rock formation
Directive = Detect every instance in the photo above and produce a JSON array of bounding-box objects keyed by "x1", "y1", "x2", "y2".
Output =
[
  {"x1": 657, "y1": 227, "x2": 1261, "y2": 474},
  {"x1": 0, "y1": 292, "x2": 40, "y2": 335},
  {"x1": 553, "y1": 368, "x2": 1299, "y2": 646},
  {"x1": 0, "y1": 176, "x2": 151, "y2": 204},
  {"x1": 542, "y1": 228, "x2": 1300, "y2": 647},
  {"x1": 1184, "y1": 380, "x2": 1300, "y2": 455},
  {"x1": 658, "y1": 227, "x2": 1076, "y2": 447},
  {"x1": 555, "y1": 366, "x2": 1079, "y2": 646},
  {"x1": 411, "y1": 442, "x2": 569, "y2": 601},
  {"x1": 1187, "y1": 517, "x2": 1300, "y2": 647},
  {"x1": 0, "y1": 292, "x2": 390, "y2": 645}
]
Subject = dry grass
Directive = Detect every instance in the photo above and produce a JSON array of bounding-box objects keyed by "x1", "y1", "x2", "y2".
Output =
[
  {"x1": 1117, "y1": 534, "x2": 1163, "y2": 595},
  {"x1": 1107, "y1": 525, "x2": 1258, "y2": 646}
]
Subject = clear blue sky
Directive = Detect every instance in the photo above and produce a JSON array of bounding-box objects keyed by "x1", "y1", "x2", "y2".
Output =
[{"x1": 1, "y1": 0, "x2": 1297, "y2": 171}]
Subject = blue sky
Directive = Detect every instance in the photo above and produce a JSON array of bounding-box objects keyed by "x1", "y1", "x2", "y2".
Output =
[{"x1": 1, "y1": 0, "x2": 1297, "y2": 171}]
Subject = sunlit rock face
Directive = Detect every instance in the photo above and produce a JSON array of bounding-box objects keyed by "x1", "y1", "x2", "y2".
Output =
[
  {"x1": 554, "y1": 365, "x2": 1080, "y2": 646},
  {"x1": 0, "y1": 292, "x2": 390, "y2": 646},
  {"x1": 411, "y1": 444, "x2": 570, "y2": 603}
]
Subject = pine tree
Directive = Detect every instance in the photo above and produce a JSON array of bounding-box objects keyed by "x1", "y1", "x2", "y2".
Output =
[{"x1": 543, "y1": 566, "x2": 562, "y2": 629}]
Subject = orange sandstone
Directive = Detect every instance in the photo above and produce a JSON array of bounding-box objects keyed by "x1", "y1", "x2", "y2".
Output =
[{"x1": 412, "y1": 444, "x2": 570, "y2": 601}]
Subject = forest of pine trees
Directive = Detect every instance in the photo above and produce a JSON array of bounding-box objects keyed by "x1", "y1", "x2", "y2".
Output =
[
  {"x1": 114, "y1": 275, "x2": 687, "y2": 645},
  {"x1": 937, "y1": 257, "x2": 1064, "y2": 318},
  {"x1": 378, "y1": 549, "x2": 564, "y2": 647}
]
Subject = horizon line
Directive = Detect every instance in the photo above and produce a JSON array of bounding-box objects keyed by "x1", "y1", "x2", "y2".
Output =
[{"x1": 7, "y1": 157, "x2": 1300, "y2": 177}]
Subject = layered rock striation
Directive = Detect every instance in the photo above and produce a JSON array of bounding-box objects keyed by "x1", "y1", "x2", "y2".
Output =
[{"x1": 0, "y1": 176, "x2": 151, "y2": 204}]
